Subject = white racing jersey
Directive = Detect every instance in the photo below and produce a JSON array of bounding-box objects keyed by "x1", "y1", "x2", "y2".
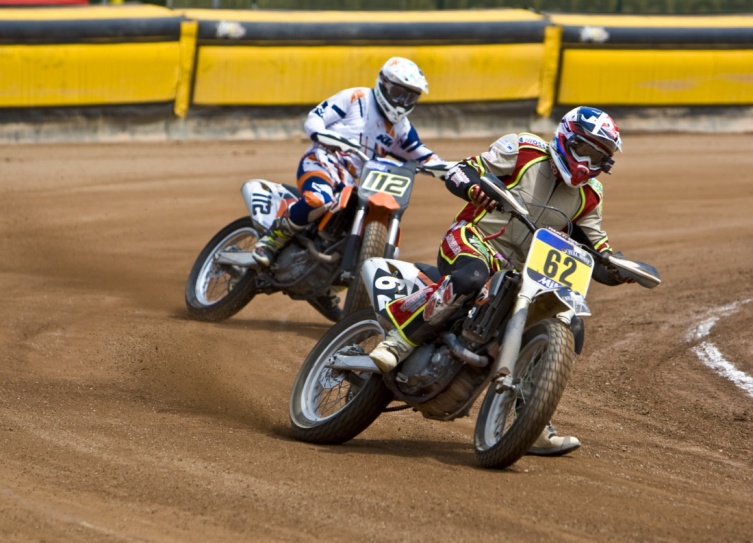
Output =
[{"x1": 302, "y1": 87, "x2": 437, "y2": 187}]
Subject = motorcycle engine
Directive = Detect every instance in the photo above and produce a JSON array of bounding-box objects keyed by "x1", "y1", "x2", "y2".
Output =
[
  {"x1": 271, "y1": 242, "x2": 339, "y2": 298},
  {"x1": 393, "y1": 340, "x2": 488, "y2": 421},
  {"x1": 395, "y1": 344, "x2": 463, "y2": 398}
]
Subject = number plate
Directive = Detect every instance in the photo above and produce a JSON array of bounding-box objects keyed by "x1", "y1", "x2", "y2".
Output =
[
  {"x1": 359, "y1": 169, "x2": 411, "y2": 197},
  {"x1": 525, "y1": 229, "x2": 594, "y2": 295}
]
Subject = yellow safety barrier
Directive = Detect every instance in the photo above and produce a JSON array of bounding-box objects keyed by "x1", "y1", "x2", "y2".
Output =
[
  {"x1": 0, "y1": 5, "x2": 183, "y2": 108},
  {"x1": 1, "y1": 7, "x2": 752, "y2": 126},
  {"x1": 548, "y1": 14, "x2": 753, "y2": 109},
  {"x1": 184, "y1": 8, "x2": 550, "y2": 107},
  {"x1": 192, "y1": 43, "x2": 545, "y2": 106}
]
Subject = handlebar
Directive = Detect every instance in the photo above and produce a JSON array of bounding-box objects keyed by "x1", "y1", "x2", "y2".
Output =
[
  {"x1": 418, "y1": 161, "x2": 457, "y2": 178},
  {"x1": 476, "y1": 174, "x2": 536, "y2": 232},
  {"x1": 475, "y1": 173, "x2": 661, "y2": 289},
  {"x1": 312, "y1": 131, "x2": 370, "y2": 162},
  {"x1": 314, "y1": 131, "x2": 457, "y2": 179}
]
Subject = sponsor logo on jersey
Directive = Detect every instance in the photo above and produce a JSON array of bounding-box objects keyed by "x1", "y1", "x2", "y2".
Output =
[
  {"x1": 519, "y1": 134, "x2": 548, "y2": 151},
  {"x1": 499, "y1": 138, "x2": 515, "y2": 153},
  {"x1": 377, "y1": 133, "x2": 394, "y2": 147},
  {"x1": 445, "y1": 232, "x2": 462, "y2": 256}
]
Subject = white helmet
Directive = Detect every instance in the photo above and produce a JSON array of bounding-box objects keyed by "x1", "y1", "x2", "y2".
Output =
[{"x1": 374, "y1": 57, "x2": 428, "y2": 124}]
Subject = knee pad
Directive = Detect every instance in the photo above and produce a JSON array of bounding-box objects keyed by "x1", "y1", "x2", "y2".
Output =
[
  {"x1": 424, "y1": 277, "x2": 469, "y2": 326},
  {"x1": 289, "y1": 177, "x2": 335, "y2": 225}
]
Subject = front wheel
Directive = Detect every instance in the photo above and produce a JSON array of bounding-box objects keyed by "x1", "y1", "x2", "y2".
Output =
[
  {"x1": 289, "y1": 308, "x2": 393, "y2": 444},
  {"x1": 342, "y1": 220, "x2": 388, "y2": 315},
  {"x1": 185, "y1": 217, "x2": 259, "y2": 322},
  {"x1": 473, "y1": 319, "x2": 575, "y2": 469}
]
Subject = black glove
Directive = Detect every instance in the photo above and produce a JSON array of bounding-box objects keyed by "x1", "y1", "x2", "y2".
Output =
[
  {"x1": 445, "y1": 162, "x2": 483, "y2": 201},
  {"x1": 593, "y1": 250, "x2": 635, "y2": 285}
]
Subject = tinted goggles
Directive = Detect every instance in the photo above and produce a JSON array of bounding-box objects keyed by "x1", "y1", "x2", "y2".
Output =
[
  {"x1": 379, "y1": 80, "x2": 421, "y2": 108},
  {"x1": 568, "y1": 136, "x2": 615, "y2": 173}
]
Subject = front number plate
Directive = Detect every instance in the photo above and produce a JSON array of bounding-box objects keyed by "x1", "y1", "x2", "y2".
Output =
[{"x1": 525, "y1": 229, "x2": 594, "y2": 295}]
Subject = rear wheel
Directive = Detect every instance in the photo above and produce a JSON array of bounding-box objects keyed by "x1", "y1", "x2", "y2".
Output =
[
  {"x1": 185, "y1": 217, "x2": 259, "y2": 322},
  {"x1": 289, "y1": 308, "x2": 393, "y2": 444},
  {"x1": 474, "y1": 319, "x2": 575, "y2": 469},
  {"x1": 342, "y1": 220, "x2": 388, "y2": 315}
]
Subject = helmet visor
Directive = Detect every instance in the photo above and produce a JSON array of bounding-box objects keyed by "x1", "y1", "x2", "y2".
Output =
[
  {"x1": 568, "y1": 136, "x2": 614, "y2": 172},
  {"x1": 379, "y1": 79, "x2": 421, "y2": 108}
]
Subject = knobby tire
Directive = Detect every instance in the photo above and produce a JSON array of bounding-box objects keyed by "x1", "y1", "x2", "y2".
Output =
[
  {"x1": 473, "y1": 319, "x2": 575, "y2": 469},
  {"x1": 342, "y1": 220, "x2": 388, "y2": 316}
]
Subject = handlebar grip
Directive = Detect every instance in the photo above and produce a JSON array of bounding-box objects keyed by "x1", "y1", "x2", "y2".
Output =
[
  {"x1": 313, "y1": 132, "x2": 369, "y2": 161},
  {"x1": 477, "y1": 175, "x2": 531, "y2": 220}
]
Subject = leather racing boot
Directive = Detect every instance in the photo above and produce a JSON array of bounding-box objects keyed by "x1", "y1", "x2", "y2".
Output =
[
  {"x1": 369, "y1": 328, "x2": 415, "y2": 373},
  {"x1": 527, "y1": 421, "x2": 581, "y2": 456},
  {"x1": 252, "y1": 216, "x2": 304, "y2": 267},
  {"x1": 307, "y1": 288, "x2": 343, "y2": 323}
]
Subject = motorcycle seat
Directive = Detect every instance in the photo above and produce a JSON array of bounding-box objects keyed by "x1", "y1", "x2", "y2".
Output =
[{"x1": 415, "y1": 262, "x2": 441, "y2": 283}]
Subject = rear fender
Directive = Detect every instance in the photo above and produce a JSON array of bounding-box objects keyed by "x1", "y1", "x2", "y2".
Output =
[{"x1": 360, "y1": 257, "x2": 436, "y2": 312}]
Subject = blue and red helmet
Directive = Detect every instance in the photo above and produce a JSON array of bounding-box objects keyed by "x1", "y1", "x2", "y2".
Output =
[{"x1": 549, "y1": 106, "x2": 623, "y2": 188}]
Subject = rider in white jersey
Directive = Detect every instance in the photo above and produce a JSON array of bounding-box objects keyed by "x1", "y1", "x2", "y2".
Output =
[{"x1": 252, "y1": 57, "x2": 441, "y2": 319}]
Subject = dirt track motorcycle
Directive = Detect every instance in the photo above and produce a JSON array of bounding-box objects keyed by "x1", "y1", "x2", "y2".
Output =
[
  {"x1": 289, "y1": 173, "x2": 661, "y2": 469},
  {"x1": 185, "y1": 133, "x2": 452, "y2": 322}
]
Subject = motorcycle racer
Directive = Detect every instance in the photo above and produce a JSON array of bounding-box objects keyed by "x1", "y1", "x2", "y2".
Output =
[
  {"x1": 252, "y1": 57, "x2": 442, "y2": 320},
  {"x1": 369, "y1": 106, "x2": 630, "y2": 456}
]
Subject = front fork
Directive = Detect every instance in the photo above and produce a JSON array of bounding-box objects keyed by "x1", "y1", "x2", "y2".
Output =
[
  {"x1": 492, "y1": 295, "x2": 530, "y2": 393},
  {"x1": 492, "y1": 289, "x2": 577, "y2": 393}
]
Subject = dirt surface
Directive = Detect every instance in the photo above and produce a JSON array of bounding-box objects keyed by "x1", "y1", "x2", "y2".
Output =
[{"x1": 1, "y1": 134, "x2": 752, "y2": 543}]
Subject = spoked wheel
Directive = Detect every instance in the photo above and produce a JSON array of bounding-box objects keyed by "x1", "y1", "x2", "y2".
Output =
[
  {"x1": 289, "y1": 308, "x2": 393, "y2": 444},
  {"x1": 185, "y1": 217, "x2": 259, "y2": 322},
  {"x1": 473, "y1": 319, "x2": 575, "y2": 469}
]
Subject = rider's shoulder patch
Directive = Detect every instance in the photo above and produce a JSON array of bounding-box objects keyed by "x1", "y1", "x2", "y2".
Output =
[
  {"x1": 587, "y1": 178, "x2": 604, "y2": 199},
  {"x1": 490, "y1": 134, "x2": 518, "y2": 155},
  {"x1": 518, "y1": 133, "x2": 548, "y2": 151}
]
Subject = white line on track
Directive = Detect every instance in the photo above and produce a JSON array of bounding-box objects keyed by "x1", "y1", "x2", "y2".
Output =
[{"x1": 685, "y1": 298, "x2": 753, "y2": 398}]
